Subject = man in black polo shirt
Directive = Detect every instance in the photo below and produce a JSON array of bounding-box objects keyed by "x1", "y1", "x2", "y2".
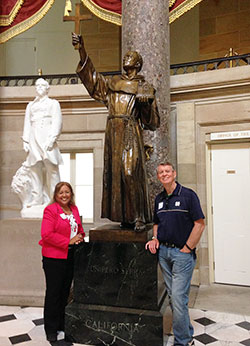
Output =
[{"x1": 146, "y1": 162, "x2": 205, "y2": 346}]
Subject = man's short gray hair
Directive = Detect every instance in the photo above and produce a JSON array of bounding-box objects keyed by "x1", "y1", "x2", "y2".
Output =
[{"x1": 157, "y1": 162, "x2": 175, "y2": 173}]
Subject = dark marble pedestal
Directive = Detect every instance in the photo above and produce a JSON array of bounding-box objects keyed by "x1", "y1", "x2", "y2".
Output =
[{"x1": 65, "y1": 225, "x2": 164, "y2": 345}]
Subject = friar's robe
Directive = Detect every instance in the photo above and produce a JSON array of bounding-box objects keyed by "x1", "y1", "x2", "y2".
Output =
[{"x1": 77, "y1": 57, "x2": 160, "y2": 224}]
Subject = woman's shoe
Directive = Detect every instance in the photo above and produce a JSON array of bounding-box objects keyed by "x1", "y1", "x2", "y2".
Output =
[{"x1": 46, "y1": 333, "x2": 57, "y2": 342}]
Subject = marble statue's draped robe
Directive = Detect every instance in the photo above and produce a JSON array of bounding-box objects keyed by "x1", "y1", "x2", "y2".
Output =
[
  {"x1": 77, "y1": 57, "x2": 160, "y2": 224},
  {"x1": 22, "y1": 96, "x2": 63, "y2": 167}
]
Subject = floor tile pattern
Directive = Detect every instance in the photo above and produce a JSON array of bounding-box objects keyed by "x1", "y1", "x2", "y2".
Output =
[
  {"x1": 0, "y1": 305, "x2": 250, "y2": 345},
  {"x1": 166, "y1": 308, "x2": 250, "y2": 346}
]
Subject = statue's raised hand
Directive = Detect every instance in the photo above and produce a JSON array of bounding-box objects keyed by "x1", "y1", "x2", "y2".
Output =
[
  {"x1": 72, "y1": 32, "x2": 82, "y2": 47},
  {"x1": 72, "y1": 33, "x2": 87, "y2": 62}
]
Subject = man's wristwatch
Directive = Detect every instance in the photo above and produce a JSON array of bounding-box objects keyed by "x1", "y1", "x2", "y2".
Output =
[{"x1": 152, "y1": 236, "x2": 157, "y2": 240}]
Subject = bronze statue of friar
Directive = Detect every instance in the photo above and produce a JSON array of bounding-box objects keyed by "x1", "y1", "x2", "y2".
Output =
[{"x1": 72, "y1": 33, "x2": 160, "y2": 232}]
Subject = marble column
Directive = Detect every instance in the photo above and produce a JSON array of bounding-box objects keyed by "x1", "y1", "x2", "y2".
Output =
[{"x1": 122, "y1": 0, "x2": 172, "y2": 204}]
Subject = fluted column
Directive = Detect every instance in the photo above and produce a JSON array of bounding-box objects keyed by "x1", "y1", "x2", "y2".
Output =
[{"x1": 122, "y1": 0, "x2": 172, "y2": 204}]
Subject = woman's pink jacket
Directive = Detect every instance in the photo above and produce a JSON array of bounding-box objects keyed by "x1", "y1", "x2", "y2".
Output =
[{"x1": 39, "y1": 202, "x2": 85, "y2": 259}]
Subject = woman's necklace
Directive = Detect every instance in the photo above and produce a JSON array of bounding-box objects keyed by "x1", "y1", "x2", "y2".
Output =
[{"x1": 62, "y1": 206, "x2": 72, "y2": 215}]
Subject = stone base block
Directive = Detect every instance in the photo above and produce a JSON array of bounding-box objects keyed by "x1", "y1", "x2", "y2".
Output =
[
  {"x1": 65, "y1": 302, "x2": 163, "y2": 346},
  {"x1": 0, "y1": 219, "x2": 45, "y2": 306}
]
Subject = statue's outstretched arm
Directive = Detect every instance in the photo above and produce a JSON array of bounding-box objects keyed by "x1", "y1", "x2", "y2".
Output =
[
  {"x1": 72, "y1": 32, "x2": 108, "y2": 102},
  {"x1": 72, "y1": 33, "x2": 87, "y2": 65}
]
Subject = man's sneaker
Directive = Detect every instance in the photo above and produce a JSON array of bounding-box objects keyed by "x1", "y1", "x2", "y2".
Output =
[{"x1": 187, "y1": 340, "x2": 195, "y2": 346}]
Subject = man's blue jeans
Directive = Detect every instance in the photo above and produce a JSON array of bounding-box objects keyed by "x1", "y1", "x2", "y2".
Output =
[{"x1": 158, "y1": 245, "x2": 196, "y2": 346}]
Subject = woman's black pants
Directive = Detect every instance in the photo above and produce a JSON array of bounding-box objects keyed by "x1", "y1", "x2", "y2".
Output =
[{"x1": 42, "y1": 249, "x2": 74, "y2": 336}]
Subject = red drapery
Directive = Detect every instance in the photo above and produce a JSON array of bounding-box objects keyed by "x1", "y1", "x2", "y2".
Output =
[
  {"x1": 171, "y1": 0, "x2": 188, "y2": 11},
  {"x1": 81, "y1": 0, "x2": 204, "y2": 25},
  {"x1": 90, "y1": 0, "x2": 121, "y2": 15},
  {"x1": 0, "y1": 0, "x2": 204, "y2": 43},
  {"x1": 0, "y1": 0, "x2": 24, "y2": 26},
  {"x1": 169, "y1": 0, "x2": 204, "y2": 23},
  {"x1": 0, "y1": 0, "x2": 55, "y2": 43},
  {"x1": 81, "y1": 0, "x2": 121, "y2": 25}
]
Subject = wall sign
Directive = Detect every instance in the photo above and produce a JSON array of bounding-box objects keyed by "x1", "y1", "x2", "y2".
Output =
[{"x1": 210, "y1": 131, "x2": 250, "y2": 141}]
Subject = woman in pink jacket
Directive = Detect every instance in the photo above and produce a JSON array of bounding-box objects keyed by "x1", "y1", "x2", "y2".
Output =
[{"x1": 39, "y1": 181, "x2": 85, "y2": 342}]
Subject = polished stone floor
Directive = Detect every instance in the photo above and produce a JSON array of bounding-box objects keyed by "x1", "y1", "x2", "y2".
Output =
[{"x1": 0, "y1": 284, "x2": 250, "y2": 345}]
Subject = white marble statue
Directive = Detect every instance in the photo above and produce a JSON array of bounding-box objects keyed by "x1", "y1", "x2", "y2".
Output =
[
  {"x1": 11, "y1": 162, "x2": 32, "y2": 209},
  {"x1": 12, "y1": 78, "x2": 63, "y2": 218}
]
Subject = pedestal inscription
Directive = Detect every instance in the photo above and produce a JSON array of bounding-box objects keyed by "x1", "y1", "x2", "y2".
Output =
[
  {"x1": 73, "y1": 242, "x2": 158, "y2": 310},
  {"x1": 66, "y1": 303, "x2": 162, "y2": 346}
]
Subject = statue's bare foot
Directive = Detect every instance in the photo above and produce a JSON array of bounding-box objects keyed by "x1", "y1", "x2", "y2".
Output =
[{"x1": 134, "y1": 219, "x2": 146, "y2": 232}]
